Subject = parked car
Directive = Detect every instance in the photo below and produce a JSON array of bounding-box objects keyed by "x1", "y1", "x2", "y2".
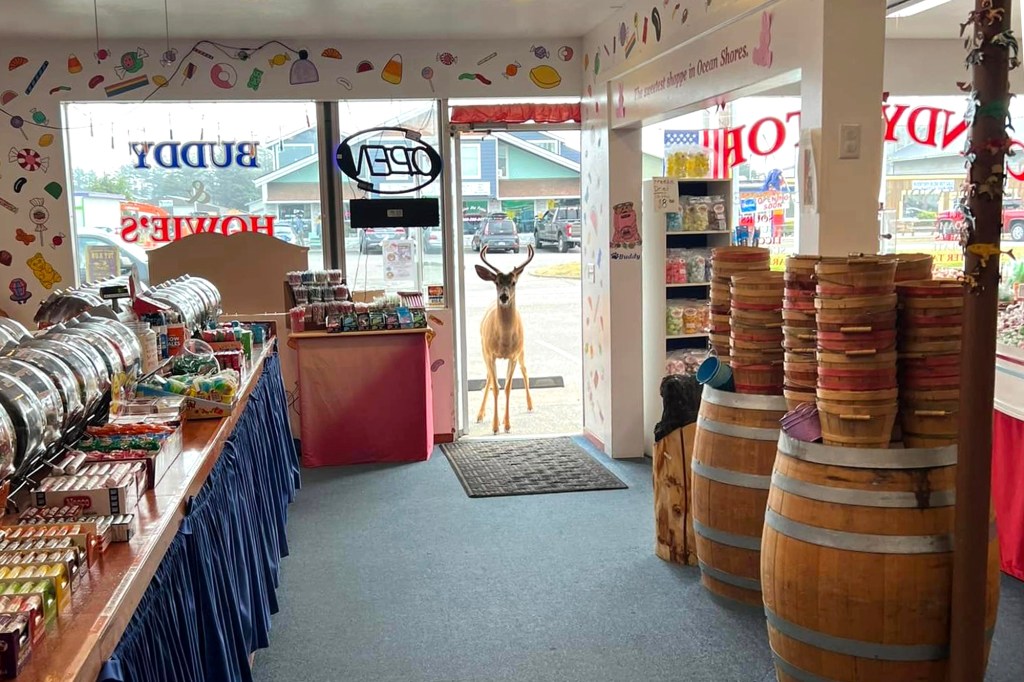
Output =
[
  {"x1": 76, "y1": 228, "x2": 150, "y2": 284},
  {"x1": 471, "y1": 217, "x2": 521, "y2": 253},
  {"x1": 536, "y1": 205, "x2": 582, "y2": 252},
  {"x1": 936, "y1": 198, "x2": 1024, "y2": 240},
  {"x1": 423, "y1": 227, "x2": 443, "y2": 254},
  {"x1": 359, "y1": 227, "x2": 408, "y2": 253}
]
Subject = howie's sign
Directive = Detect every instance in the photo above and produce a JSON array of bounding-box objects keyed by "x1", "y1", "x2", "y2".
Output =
[
  {"x1": 121, "y1": 215, "x2": 275, "y2": 243},
  {"x1": 336, "y1": 127, "x2": 442, "y2": 195}
]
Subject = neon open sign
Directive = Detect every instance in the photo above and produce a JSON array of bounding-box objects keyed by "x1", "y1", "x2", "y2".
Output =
[{"x1": 335, "y1": 127, "x2": 442, "y2": 195}]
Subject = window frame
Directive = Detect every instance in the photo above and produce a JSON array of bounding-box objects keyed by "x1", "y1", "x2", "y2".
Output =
[{"x1": 460, "y1": 142, "x2": 483, "y2": 180}]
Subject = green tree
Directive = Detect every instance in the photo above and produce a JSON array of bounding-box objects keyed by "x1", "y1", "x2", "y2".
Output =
[{"x1": 72, "y1": 168, "x2": 135, "y2": 199}]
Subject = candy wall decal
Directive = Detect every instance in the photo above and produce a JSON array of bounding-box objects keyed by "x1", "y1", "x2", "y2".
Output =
[
  {"x1": 15, "y1": 229, "x2": 35, "y2": 245},
  {"x1": 381, "y1": 54, "x2": 403, "y2": 85},
  {"x1": 9, "y1": 279, "x2": 31, "y2": 305},
  {"x1": 25, "y1": 61, "x2": 49, "y2": 95},
  {"x1": 115, "y1": 48, "x2": 147, "y2": 79},
  {"x1": 321, "y1": 48, "x2": 342, "y2": 60},
  {"x1": 356, "y1": 60, "x2": 374, "y2": 73},
  {"x1": 210, "y1": 63, "x2": 237, "y2": 89},
  {"x1": 529, "y1": 65, "x2": 562, "y2": 90},
  {"x1": 43, "y1": 182, "x2": 62, "y2": 200},
  {"x1": 67, "y1": 54, "x2": 83, "y2": 74},
  {"x1": 104, "y1": 75, "x2": 148, "y2": 97},
  {"x1": 0, "y1": 251, "x2": 11, "y2": 266},
  {"x1": 26, "y1": 252, "x2": 61, "y2": 289},
  {"x1": 436, "y1": 52, "x2": 457, "y2": 66},
  {"x1": 8, "y1": 57, "x2": 27, "y2": 71}
]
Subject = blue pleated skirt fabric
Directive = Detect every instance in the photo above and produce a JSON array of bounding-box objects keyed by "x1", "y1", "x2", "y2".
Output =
[{"x1": 98, "y1": 351, "x2": 299, "y2": 682}]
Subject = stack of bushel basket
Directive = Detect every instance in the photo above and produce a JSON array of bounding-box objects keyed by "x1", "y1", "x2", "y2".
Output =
[
  {"x1": 814, "y1": 257, "x2": 900, "y2": 448},
  {"x1": 782, "y1": 256, "x2": 820, "y2": 409},
  {"x1": 709, "y1": 247, "x2": 770, "y2": 363},
  {"x1": 896, "y1": 278, "x2": 962, "y2": 447},
  {"x1": 729, "y1": 271, "x2": 785, "y2": 395}
]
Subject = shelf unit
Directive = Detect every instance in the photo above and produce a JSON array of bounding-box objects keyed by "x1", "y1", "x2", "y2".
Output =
[{"x1": 642, "y1": 178, "x2": 733, "y2": 456}]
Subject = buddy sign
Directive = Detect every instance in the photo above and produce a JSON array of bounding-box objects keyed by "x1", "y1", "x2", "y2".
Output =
[
  {"x1": 336, "y1": 127, "x2": 443, "y2": 195},
  {"x1": 130, "y1": 141, "x2": 260, "y2": 169}
]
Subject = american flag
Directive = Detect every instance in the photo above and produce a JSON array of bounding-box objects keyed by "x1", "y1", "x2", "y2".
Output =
[{"x1": 664, "y1": 129, "x2": 732, "y2": 179}]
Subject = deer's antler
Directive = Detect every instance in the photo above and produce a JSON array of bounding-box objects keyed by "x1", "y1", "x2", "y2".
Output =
[
  {"x1": 513, "y1": 245, "x2": 535, "y2": 275},
  {"x1": 479, "y1": 245, "x2": 500, "y2": 274}
]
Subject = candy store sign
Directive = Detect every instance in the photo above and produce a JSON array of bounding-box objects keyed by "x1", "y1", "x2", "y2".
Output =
[
  {"x1": 121, "y1": 215, "x2": 275, "y2": 243},
  {"x1": 129, "y1": 141, "x2": 260, "y2": 169},
  {"x1": 702, "y1": 104, "x2": 1024, "y2": 180}
]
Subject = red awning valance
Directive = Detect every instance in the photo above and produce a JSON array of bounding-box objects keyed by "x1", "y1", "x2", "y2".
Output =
[{"x1": 450, "y1": 103, "x2": 581, "y2": 125}]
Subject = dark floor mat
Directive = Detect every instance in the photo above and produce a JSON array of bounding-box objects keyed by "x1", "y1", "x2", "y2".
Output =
[
  {"x1": 467, "y1": 376, "x2": 565, "y2": 391},
  {"x1": 441, "y1": 437, "x2": 627, "y2": 498}
]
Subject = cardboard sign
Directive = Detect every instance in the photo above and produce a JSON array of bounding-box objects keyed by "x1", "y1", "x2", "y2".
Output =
[
  {"x1": 84, "y1": 245, "x2": 121, "y2": 281},
  {"x1": 652, "y1": 177, "x2": 680, "y2": 213}
]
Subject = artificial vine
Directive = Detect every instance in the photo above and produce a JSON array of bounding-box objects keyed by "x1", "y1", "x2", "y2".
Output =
[{"x1": 957, "y1": 0, "x2": 1018, "y2": 291}]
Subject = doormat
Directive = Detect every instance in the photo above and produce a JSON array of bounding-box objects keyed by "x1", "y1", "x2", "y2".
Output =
[
  {"x1": 441, "y1": 437, "x2": 627, "y2": 498},
  {"x1": 467, "y1": 376, "x2": 564, "y2": 391}
]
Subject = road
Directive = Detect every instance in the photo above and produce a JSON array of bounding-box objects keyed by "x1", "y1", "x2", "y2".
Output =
[{"x1": 461, "y1": 245, "x2": 583, "y2": 438}]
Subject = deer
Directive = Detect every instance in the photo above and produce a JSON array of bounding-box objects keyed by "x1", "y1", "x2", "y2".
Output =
[{"x1": 475, "y1": 245, "x2": 535, "y2": 434}]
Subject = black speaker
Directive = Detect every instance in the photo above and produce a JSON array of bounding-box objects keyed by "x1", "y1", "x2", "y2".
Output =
[{"x1": 349, "y1": 198, "x2": 440, "y2": 229}]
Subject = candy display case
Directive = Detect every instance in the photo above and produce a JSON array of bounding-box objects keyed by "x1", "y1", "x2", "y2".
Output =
[{"x1": 642, "y1": 178, "x2": 733, "y2": 456}]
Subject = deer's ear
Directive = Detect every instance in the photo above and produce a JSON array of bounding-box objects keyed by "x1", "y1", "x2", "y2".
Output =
[{"x1": 475, "y1": 265, "x2": 497, "y2": 282}]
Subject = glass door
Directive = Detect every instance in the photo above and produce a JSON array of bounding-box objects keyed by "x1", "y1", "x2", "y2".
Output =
[{"x1": 450, "y1": 117, "x2": 584, "y2": 438}]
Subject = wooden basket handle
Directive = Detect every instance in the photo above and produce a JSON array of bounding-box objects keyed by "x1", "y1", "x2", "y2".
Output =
[
  {"x1": 839, "y1": 326, "x2": 873, "y2": 333},
  {"x1": 913, "y1": 410, "x2": 954, "y2": 417},
  {"x1": 839, "y1": 414, "x2": 873, "y2": 421},
  {"x1": 845, "y1": 349, "x2": 878, "y2": 356},
  {"x1": 797, "y1": 333, "x2": 817, "y2": 341}
]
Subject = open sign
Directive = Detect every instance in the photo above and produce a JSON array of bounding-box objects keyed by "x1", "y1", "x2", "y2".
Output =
[{"x1": 336, "y1": 126, "x2": 443, "y2": 195}]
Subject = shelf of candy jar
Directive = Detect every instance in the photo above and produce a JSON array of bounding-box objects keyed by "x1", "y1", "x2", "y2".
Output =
[
  {"x1": 666, "y1": 249, "x2": 713, "y2": 285},
  {"x1": 286, "y1": 271, "x2": 430, "y2": 333},
  {"x1": 0, "y1": 272, "x2": 295, "y2": 676},
  {"x1": 666, "y1": 197, "x2": 730, "y2": 234}
]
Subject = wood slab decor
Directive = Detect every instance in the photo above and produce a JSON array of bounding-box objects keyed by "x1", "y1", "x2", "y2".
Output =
[{"x1": 147, "y1": 232, "x2": 309, "y2": 315}]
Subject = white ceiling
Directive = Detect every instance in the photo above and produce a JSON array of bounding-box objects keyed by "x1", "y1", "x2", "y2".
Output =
[
  {"x1": 886, "y1": 0, "x2": 974, "y2": 40},
  {"x1": 0, "y1": 0, "x2": 619, "y2": 40},
  {"x1": 0, "y1": 0, "x2": 982, "y2": 42}
]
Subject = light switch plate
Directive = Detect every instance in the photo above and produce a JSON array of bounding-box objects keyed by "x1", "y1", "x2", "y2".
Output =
[
  {"x1": 586, "y1": 263, "x2": 596, "y2": 282},
  {"x1": 839, "y1": 123, "x2": 862, "y2": 160}
]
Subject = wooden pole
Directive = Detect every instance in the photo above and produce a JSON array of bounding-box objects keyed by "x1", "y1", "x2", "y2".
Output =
[{"x1": 951, "y1": 1, "x2": 1012, "y2": 679}]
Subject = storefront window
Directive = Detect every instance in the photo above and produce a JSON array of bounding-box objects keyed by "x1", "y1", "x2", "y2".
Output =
[
  {"x1": 337, "y1": 100, "x2": 444, "y2": 300},
  {"x1": 879, "y1": 95, "x2": 1024, "y2": 289},
  {"x1": 643, "y1": 97, "x2": 800, "y2": 265},
  {"x1": 64, "y1": 101, "x2": 324, "y2": 282}
]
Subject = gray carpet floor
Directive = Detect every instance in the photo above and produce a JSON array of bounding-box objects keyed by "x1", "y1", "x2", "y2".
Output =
[{"x1": 254, "y1": 438, "x2": 1024, "y2": 682}]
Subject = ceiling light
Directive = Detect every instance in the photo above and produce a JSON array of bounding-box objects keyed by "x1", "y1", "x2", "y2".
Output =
[{"x1": 886, "y1": 0, "x2": 953, "y2": 19}]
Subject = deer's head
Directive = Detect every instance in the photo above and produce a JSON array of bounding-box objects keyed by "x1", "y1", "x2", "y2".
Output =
[{"x1": 475, "y1": 245, "x2": 535, "y2": 309}]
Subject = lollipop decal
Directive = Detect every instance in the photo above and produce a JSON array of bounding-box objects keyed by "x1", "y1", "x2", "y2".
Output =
[
  {"x1": 9, "y1": 116, "x2": 27, "y2": 140},
  {"x1": 28, "y1": 198, "x2": 49, "y2": 242},
  {"x1": 421, "y1": 67, "x2": 435, "y2": 92}
]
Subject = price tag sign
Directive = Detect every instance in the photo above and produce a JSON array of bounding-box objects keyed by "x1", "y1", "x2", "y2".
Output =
[{"x1": 652, "y1": 177, "x2": 680, "y2": 213}]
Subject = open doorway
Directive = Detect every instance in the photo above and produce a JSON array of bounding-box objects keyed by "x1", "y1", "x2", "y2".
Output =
[{"x1": 451, "y1": 101, "x2": 583, "y2": 438}]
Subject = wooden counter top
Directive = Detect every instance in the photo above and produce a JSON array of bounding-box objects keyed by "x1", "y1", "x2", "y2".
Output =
[
  {"x1": 289, "y1": 328, "x2": 429, "y2": 340},
  {"x1": 15, "y1": 340, "x2": 278, "y2": 682}
]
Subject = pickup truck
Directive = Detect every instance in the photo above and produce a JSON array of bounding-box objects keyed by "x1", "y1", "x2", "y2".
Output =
[
  {"x1": 936, "y1": 198, "x2": 1024, "y2": 240},
  {"x1": 536, "y1": 206, "x2": 582, "y2": 253}
]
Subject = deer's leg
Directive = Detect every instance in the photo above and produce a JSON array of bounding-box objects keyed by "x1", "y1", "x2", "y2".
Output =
[
  {"x1": 518, "y1": 352, "x2": 534, "y2": 412},
  {"x1": 476, "y1": 373, "x2": 491, "y2": 423},
  {"x1": 502, "y1": 357, "x2": 518, "y2": 433},
  {"x1": 491, "y1": 360, "x2": 501, "y2": 435}
]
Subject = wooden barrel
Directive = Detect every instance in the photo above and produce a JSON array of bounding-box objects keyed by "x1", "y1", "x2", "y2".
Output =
[
  {"x1": 692, "y1": 387, "x2": 788, "y2": 606},
  {"x1": 783, "y1": 387, "x2": 816, "y2": 411},
  {"x1": 893, "y1": 252, "x2": 936, "y2": 282},
  {"x1": 815, "y1": 257, "x2": 897, "y2": 290},
  {"x1": 762, "y1": 434, "x2": 1000, "y2": 682}
]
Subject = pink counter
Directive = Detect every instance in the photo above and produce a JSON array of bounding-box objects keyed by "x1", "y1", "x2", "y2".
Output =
[{"x1": 290, "y1": 329, "x2": 434, "y2": 467}]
